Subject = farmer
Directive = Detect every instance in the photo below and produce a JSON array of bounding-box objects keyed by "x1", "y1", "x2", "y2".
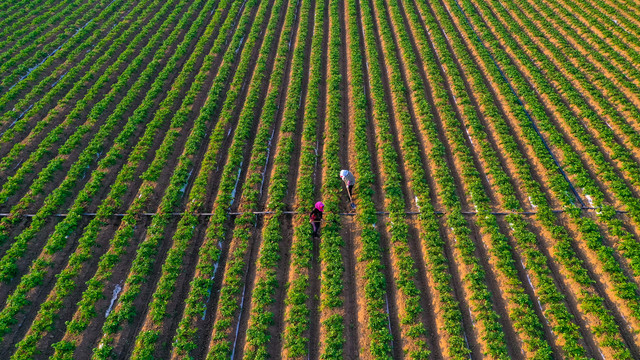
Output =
[
  {"x1": 309, "y1": 201, "x2": 324, "y2": 237},
  {"x1": 340, "y1": 169, "x2": 355, "y2": 199}
]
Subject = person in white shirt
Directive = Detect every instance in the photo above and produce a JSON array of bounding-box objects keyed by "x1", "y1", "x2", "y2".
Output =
[{"x1": 340, "y1": 169, "x2": 355, "y2": 199}]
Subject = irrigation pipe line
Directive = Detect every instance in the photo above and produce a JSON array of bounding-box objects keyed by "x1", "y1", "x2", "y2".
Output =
[{"x1": 0, "y1": 207, "x2": 627, "y2": 218}]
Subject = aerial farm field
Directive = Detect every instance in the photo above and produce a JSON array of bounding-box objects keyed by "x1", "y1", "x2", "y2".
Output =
[{"x1": 1, "y1": 0, "x2": 640, "y2": 358}]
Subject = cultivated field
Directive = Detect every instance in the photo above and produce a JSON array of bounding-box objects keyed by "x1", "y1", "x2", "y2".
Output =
[{"x1": 1, "y1": 0, "x2": 640, "y2": 358}]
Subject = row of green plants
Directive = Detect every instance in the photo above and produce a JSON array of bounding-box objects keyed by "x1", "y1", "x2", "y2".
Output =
[
  {"x1": 132, "y1": 0, "x2": 295, "y2": 356},
  {"x1": 280, "y1": 0, "x2": 324, "y2": 356},
  {"x1": 0, "y1": 0, "x2": 180, "y2": 282},
  {"x1": 509, "y1": 0, "x2": 640, "y2": 192},
  {"x1": 450, "y1": 0, "x2": 633, "y2": 356},
  {"x1": 475, "y1": 0, "x2": 640, "y2": 325},
  {"x1": 112, "y1": 0, "x2": 253, "y2": 356},
  {"x1": 507, "y1": 0, "x2": 640, "y2": 160},
  {"x1": 201, "y1": 0, "x2": 299, "y2": 357},
  {"x1": 345, "y1": 0, "x2": 396, "y2": 357},
  {"x1": 406, "y1": 0, "x2": 589, "y2": 356},
  {"x1": 405, "y1": 0, "x2": 589, "y2": 356},
  {"x1": 412, "y1": 0, "x2": 572, "y2": 356},
  {"x1": 381, "y1": 0, "x2": 513, "y2": 356},
  {"x1": 0, "y1": 0, "x2": 80, "y2": 72},
  {"x1": 48, "y1": 0, "x2": 241, "y2": 357},
  {"x1": 90, "y1": 0, "x2": 267, "y2": 357},
  {"x1": 576, "y1": 0, "x2": 640, "y2": 48},
  {"x1": 315, "y1": 0, "x2": 346, "y2": 356},
  {"x1": 377, "y1": 0, "x2": 475, "y2": 357},
  {"x1": 359, "y1": 0, "x2": 437, "y2": 357},
  {"x1": 240, "y1": 0, "x2": 312, "y2": 357},
  {"x1": 0, "y1": 0, "x2": 160, "y2": 179},
  {"x1": 0, "y1": 0, "x2": 152, "y2": 182},
  {"x1": 129, "y1": 0, "x2": 294, "y2": 356},
  {"x1": 541, "y1": 0, "x2": 640, "y2": 91},
  {"x1": 389, "y1": 0, "x2": 571, "y2": 356},
  {"x1": 0, "y1": 0, "x2": 107, "y2": 91},
  {"x1": 3, "y1": 1, "x2": 214, "y2": 358},
  {"x1": 0, "y1": 0, "x2": 194, "y2": 342},
  {"x1": 0, "y1": 0, "x2": 129, "y2": 123},
  {"x1": 500, "y1": 0, "x2": 640, "y2": 281},
  {"x1": 0, "y1": 0, "x2": 155, "y2": 201},
  {"x1": 0, "y1": 0, "x2": 54, "y2": 42}
]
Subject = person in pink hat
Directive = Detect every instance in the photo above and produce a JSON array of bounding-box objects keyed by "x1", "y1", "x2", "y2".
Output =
[{"x1": 309, "y1": 201, "x2": 324, "y2": 237}]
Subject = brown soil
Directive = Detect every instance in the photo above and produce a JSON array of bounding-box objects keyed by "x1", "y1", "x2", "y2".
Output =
[
  {"x1": 70, "y1": 214, "x2": 153, "y2": 358},
  {"x1": 495, "y1": 216, "x2": 565, "y2": 357},
  {"x1": 559, "y1": 212, "x2": 640, "y2": 356},
  {"x1": 34, "y1": 218, "x2": 123, "y2": 358},
  {"x1": 54, "y1": 3, "x2": 245, "y2": 348},
  {"x1": 184, "y1": 213, "x2": 236, "y2": 360},
  {"x1": 0, "y1": 0, "x2": 162, "y2": 171},
  {"x1": 473, "y1": 0, "x2": 638, "y2": 206},
  {"x1": 337, "y1": 0, "x2": 360, "y2": 356},
  {"x1": 200, "y1": 0, "x2": 298, "y2": 356},
  {"x1": 236, "y1": 0, "x2": 308, "y2": 355},
  {"x1": 0, "y1": 0, "x2": 95, "y2": 77},
  {"x1": 533, "y1": 213, "x2": 626, "y2": 359},
  {"x1": 300, "y1": 4, "x2": 329, "y2": 354},
  {"x1": 582, "y1": 0, "x2": 640, "y2": 51},
  {"x1": 521, "y1": 216, "x2": 599, "y2": 357},
  {"x1": 505, "y1": 0, "x2": 640, "y2": 176},
  {"x1": 259, "y1": 0, "x2": 317, "y2": 354},
  {"x1": 107, "y1": 216, "x2": 182, "y2": 356},
  {"x1": 0, "y1": 0, "x2": 181, "y2": 215},
  {"x1": 0, "y1": 8, "x2": 207, "y2": 351}
]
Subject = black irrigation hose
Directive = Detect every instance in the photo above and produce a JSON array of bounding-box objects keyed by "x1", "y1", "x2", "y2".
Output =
[
  {"x1": 0, "y1": 207, "x2": 621, "y2": 217},
  {"x1": 449, "y1": 0, "x2": 586, "y2": 208}
]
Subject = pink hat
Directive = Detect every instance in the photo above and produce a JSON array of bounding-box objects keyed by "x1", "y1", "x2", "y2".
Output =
[{"x1": 315, "y1": 201, "x2": 324, "y2": 211}]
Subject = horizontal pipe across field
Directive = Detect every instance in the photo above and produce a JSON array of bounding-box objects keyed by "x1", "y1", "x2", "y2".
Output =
[{"x1": 0, "y1": 208, "x2": 628, "y2": 217}]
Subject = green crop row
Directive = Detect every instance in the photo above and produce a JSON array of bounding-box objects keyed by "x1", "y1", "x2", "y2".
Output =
[
  {"x1": 359, "y1": 0, "x2": 435, "y2": 357},
  {"x1": 241, "y1": 0, "x2": 312, "y2": 357},
  {"x1": 372, "y1": 1, "x2": 473, "y2": 357},
  {"x1": 281, "y1": 0, "x2": 324, "y2": 356},
  {"x1": 315, "y1": 0, "x2": 346, "y2": 357},
  {"x1": 48, "y1": 1, "x2": 239, "y2": 358},
  {"x1": 578, "y1": 0, "x2": 640, "y2": 47},
  {"x1": 379, "y1": 0, "x2": 512, "y2": 356},
  {"x1": 90, "y1": 0, "x2": 265, "y2": 357},
  {"x1": 345, "y1": 0, "x2": 396, "y2": 357},
  {"x1": 129, "y1": 0, "x2": 294, "y2": 356},
  {"x1": 133, "y1": 0, "x2": 296, "y2": 356},
  {"x1": 2, "y1": 2, "x2": 213, "y2": 359},
  {"x1": 0, "y1": 0, "x2": 107, "y2": 90},
  {"x1": 503, "y1": 0, "x2": 640, "y2": 166},
  {"x1": 0, "y1": 0, "x2": 53, "y2": 39},
  {"x1": 539, "y1": 0, "x2": 640, "y2": 91},
  {"x1": 474, "y1": 0, "x2": 640, "y2": 329},
  {"x1": 0, "y1": 0, "x2": 130, "y2": 125},
  {"x1": 202, "y1": 0, "x2": 298, "y2": 357},
  {"x1": 0, "y1": 1, "x2": 135, "y2": 171},
  {"x1": 501, "y1": 0, "x2": 640, "y2": 294},
  {"x1": 0, "y1": 0, "x2": 81, "y2": 73},
  {"x1": 406, "y1": 0, "x2": 588, "y2": 356},
  {"x1": 0, "y1": 0, "x2": 154, "y2": 198},
  {"x1": 418, "y1": 0, "x2": 590, "y2": 358},
  {"x1": 451, "y1": 0, "x2": 633, "y2": 356},
  {"x1": 402, "y1": 0, "x2": 559, "y2": 357},
  {"x1": 0, "y1": 0, "x2": 179, "y2": 282}
]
